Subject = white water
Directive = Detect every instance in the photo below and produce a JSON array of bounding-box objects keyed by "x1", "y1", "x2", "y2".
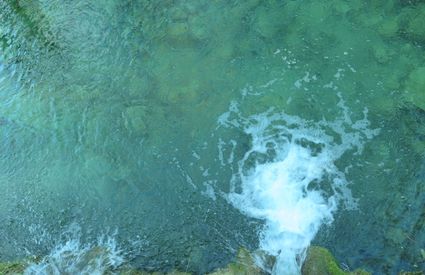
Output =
[
  {"x1": 24, "y1": 224, "x2": 124, "y2": 275},
  {"x1": 218, "y1": 98, "x2": 379, "y2": 274}
]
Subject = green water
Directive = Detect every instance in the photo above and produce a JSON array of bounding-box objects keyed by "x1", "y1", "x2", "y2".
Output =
[{"x1": 0, "y1": 0, "x2": 424, "y2": 274}]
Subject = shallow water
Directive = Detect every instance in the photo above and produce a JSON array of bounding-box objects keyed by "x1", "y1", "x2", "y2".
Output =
[{"x1": 0, "y1": 0, "x2": 424, "y2": 274}]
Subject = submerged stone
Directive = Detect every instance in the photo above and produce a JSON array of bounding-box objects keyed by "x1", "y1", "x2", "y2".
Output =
[
  {"x1": 188, "y1": 16, "x2": 209, "y2": 41},
  {"x1": 125, "y1": 105, "x2": 148, "y2": 134},
  {"x1": 405, "y1": 67, "x2": 425, "y2": 110},
  {"x1": 372, "y1": 42, "x2": 395, "y2": 64},
  {"x1": 167, "y1": 23, "x2": 189, "y2": 39},
  {"x1": 169, "y1": 7, "x2": 188, "y2": 22},
  {"x1": 166, "y1": 22, "x2": 196, "y2": 48},
  {"x1": 405, "y1": 4, "x2": 425, "y2": 42},
  {"x1": 378, "y1": 18, "x2": 399, "y2": 38},
  {"x1": 333, "y1": 1, "x2": 351, "y2": 15},
  {"x1": 254, "y1": 7, "x2": 283, "y2": 39}
]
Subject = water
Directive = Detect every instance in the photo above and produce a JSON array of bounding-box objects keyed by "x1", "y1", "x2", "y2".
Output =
[
  {"x1": 0, "y1": 0, "x2": 424, "y2": 274},
  {"x1": 218, "y1": 99, "x2": 378, "y2": 274}
]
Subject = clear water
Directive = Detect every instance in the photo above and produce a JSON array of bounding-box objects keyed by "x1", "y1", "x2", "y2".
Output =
[{"x1": 0, "y1": 0, "x2": 424, "y2": 274}]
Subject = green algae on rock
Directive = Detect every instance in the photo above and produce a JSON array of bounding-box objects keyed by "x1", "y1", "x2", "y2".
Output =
[
  {"x1": 208, "y1": 248, "x2": 263, "y2": 275},
  {"x1": 115, "y1": 248, "x2": 262, "y2": 275},
  {"x1": 0, "y1": 261, "x2": 27, "y2": 275},
  {"x1": 2, "y1": 245, "x2": 424, "y2": 274},
  {"x1": 301, "y1": 246, "x2": 371, "y2": 275}
]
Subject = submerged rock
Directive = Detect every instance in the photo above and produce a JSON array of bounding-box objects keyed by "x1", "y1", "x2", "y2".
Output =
[
  {"x1": 405, "y1": 4, "x2": 425, "y2": 43},
  {"x1": 397, "y1": 2, "x2": 425, "y2": 44},
  {"x1": 188, "y1": 16, "x2": 209, "y2": 41},
  {"x1": 254, "y1": 7, "x2": 283, "y2": 39},
  {"x1": 125, "y1": 105, "x2": 148, "y2": 135},
  {"x1": 372, "y1": 42, "x2": 395, "y2": 64},
  {"x1": 167, "y1": 22, "x2": 189, "y2": 39},
  {"x1": 405, "y1": 67, "x2": 425, "y2": 110},
  {"x1": 378, "y1": 17, "x2": 400, "y2": 38}
]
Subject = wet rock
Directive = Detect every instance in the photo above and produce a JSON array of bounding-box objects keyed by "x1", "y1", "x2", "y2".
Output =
[
  {"x1": 301, "y1": 246, "x2": 371, "y2": 275},
  {"x1": 302, "y1": 246, "x2": 344, "y2": 275},
  {"x1": 208, "y1": 248, "x2": 263, "y2": 275},
  {"x1": 2, "y1": 246, "x2": 423, "y2": 275},
  {"x1": 0, "y1": 261, "x2": 26, "y2": 275},
  {"x1": 118, "y1": 270, "x2": 190, "y2": 275}
]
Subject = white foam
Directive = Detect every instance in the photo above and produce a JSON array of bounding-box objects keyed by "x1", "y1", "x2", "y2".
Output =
[
  {"x1": 218, "y1": 99, "x2": 378, "y2": 274},
  {"x1": 24, "y1": 225, "x2": 124, "y2": 275}
]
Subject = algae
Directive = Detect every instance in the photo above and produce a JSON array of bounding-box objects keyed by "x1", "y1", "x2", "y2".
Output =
[
  {"x1": 0, "y1": 261, "x2": 26, "y2": 275},
  {"x1": 2, "y1": 246, "x2": 424, "y2": 274},
  {"x1": 302, "y1": 246, "x2": 370, "y2": 275},
  {"x1": 208, "y1": 248, "x2": 263, "y2": 275}
]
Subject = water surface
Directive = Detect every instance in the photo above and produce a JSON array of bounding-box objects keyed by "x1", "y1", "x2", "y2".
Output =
[{"x1": 0, "y1": 0, "x2": 424, "y2": 274}]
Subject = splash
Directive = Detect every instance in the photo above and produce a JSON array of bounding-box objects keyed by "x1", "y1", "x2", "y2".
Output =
[
  {"x1": 24, "y1": 224, "x2": 124, "y2": 275},
  {"x1": 218, "y1": 99, "x2": 379, "y2": 274}
]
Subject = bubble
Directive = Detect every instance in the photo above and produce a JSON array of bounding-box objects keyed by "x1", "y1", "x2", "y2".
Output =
[{"x1": 218, "y1": 99, "x2": 378, "y2": 274}]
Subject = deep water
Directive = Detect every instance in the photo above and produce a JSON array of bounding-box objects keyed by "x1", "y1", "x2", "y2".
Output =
[{"x1": 0, "y1": 0, "x2": 424, "y2": 274}]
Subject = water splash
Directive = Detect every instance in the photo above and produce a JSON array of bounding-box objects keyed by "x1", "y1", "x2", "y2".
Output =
[
  {"x1": 24, "y1": 224, "x2": 124, "y2": 275},
  {"x1": 218, "y1": 99, "x2": 379, "y2": 274}
]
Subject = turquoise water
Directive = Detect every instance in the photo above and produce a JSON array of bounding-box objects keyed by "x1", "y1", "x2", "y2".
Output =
[{"x1": 0, "y1": 0, "x2": 424, "y2": 274}]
